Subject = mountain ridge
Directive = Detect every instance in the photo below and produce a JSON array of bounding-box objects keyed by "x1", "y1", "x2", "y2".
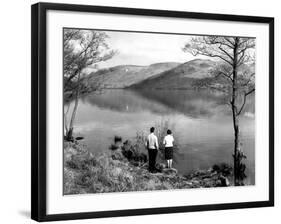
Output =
[
  {"x1": 87, "y1": 62, "x2": 180, "y2": 89},
  {"x1": 87, "y1": 59, "x2": 254, "y2": 90},
  {"x1": 129, "y1": 59, "x2": 216, "y2": 89}
]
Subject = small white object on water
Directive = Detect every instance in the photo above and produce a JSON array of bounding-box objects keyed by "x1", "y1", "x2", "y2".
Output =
[{"x1": 244, "y1": 112, "x2": 254, "y2": 118}]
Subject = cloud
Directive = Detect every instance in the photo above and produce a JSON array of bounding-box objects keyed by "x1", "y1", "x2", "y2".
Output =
[{"x1": 97, "y1": 31, "x2": 197, "y2": 68}]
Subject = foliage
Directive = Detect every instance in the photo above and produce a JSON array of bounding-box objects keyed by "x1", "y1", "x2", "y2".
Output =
[
  {"x1": 63, "y1": 29, "x2": 115, "y2": 93},
  {"x1": 64, "y1": 142, "x2": 235, "y2": 195},
  {"x1": 183, "y1": 36, "x2": 255, "y2": 108},
  {"x1": 63, "y1": 29, "x2": 116, "y2": 140},
  {"x1": 121, "y1": 139, "x2": 148, "y2": 165}
]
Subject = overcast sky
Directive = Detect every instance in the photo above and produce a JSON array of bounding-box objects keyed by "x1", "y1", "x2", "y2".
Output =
[{"x1": 93, "y1": 30, "x2": 202, "y2": 69}]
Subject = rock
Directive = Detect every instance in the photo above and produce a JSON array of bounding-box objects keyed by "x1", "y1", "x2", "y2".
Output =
[
  {"x1": 162, "y1": 168, "x2": 178, "y2": 176},
  {"x1": 145, "y1": 179, "x2": 158, "y2": 190},
  {"x1": 155, "y1": 163, "x2": 166, "y2": 172},
  {"x1": 219, "y1": 176, "x2": 230, "y2": 186},
  {"x1": 191, "y1": 180, "x2": 200, "y2": 185},
  {"x1": 201, "y1": 174, "x2": 212, "y2": 179},
  {"x1": 212, "y1": 163, "x2": 232, "y2": 176},
  {"x1": 111, "y1": 150, "x2": 126, "y2": 161},
  {"x1": 139, "y1": 153, "x2": 148, "y2": 163},
  {"x1": 75, "y1": 136, "x2": 84, "y2": 140},
  {"x1": 215, "y1": 179, "x2": 222, "y2": 186},
  {"x1": 109, "y1": 144, "x2": 120, "y2": 151},
  {"x1": 212, "y1": 164, "x2": 220, "y2": 172},
  {"x1": 114, "y1": 136, "x2": 122, "y2": 143},
  {"x1": 183, "y1": 181, "x2": 193, "y2": 187},
  {"x1": 203, "y1": 178, "x2": 216, "y2": 187}
]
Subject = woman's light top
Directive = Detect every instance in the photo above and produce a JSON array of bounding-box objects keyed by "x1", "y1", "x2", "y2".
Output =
[{"x1": 163, "y1": 135, "x2": 174, "y2": 147}]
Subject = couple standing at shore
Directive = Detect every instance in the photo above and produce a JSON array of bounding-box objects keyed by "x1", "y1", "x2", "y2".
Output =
[{"x1": 146, "y1": 127, "x2": 174, "y2": 173}]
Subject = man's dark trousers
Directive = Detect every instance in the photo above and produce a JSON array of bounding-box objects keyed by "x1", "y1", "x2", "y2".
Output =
[{"x1": 148, "y1": 148, "x2": 157, "y2": 172}]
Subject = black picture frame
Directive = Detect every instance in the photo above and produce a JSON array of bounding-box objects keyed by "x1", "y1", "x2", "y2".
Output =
[{"x1": 31, "y1": 2, "x2": 274, "y2": 222}]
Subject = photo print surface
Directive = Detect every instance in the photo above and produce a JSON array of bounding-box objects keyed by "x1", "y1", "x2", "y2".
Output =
[{"x1": 63, "y1": 28, "x2": 255, "y2": 195}]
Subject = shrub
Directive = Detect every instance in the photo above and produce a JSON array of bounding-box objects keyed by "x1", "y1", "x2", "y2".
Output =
[
  {"x1": 121, "y1": 139, "x2": 147, "y2": 164},
  {"x1": 212, "y1": 163, "x2": 232, "y2": 176}
]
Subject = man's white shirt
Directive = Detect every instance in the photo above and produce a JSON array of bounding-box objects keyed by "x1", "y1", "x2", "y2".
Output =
[{"x1": 147, "y1": 133, "x2": 159, "y2": 149}]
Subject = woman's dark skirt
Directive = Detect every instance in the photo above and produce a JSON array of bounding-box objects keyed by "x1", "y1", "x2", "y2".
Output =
[{"x1": 165, "y1": 147, "x2": 173, "y2": 160}]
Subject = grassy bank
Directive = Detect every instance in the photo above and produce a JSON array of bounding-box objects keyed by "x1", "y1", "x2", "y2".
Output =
[{"x1": 64, "y1": 141, "x2": 232, "y2": 195}]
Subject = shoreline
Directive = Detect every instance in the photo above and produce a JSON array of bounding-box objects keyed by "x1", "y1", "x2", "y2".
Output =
[{"x1": 64, "y1": 141, "x2": 233, "y2": 195}]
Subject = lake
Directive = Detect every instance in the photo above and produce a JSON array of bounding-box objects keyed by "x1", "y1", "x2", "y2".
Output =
[{"x1": 66, "y1": 89, "x2": 255, "y2": 185}]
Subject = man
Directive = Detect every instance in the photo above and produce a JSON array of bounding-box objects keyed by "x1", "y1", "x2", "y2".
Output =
[{"x1": 146, "y1": 127, "x2": 159, "y2": 173}]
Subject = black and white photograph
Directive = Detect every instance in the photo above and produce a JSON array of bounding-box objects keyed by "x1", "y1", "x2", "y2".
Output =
[
  {"x1": 0, "y1": 0, "x2": 277, "y2": 223},
  {"x1": 63, "y1": 28, "x2": 256, "y2": 194}
]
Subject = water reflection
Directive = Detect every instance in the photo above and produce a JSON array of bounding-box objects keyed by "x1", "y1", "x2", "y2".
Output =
[{"x1": 81, "y1": 89, "x2": 254, "y2": 118}]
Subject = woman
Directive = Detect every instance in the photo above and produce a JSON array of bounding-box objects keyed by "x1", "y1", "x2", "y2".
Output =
[{"x1": 163, "y1": 129, "x2": 174, "y2": 169}]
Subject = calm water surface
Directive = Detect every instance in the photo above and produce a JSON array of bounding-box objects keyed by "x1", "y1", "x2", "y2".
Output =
[{"x1": 66, "y1": 89, "x2": 255, "y2": 185}]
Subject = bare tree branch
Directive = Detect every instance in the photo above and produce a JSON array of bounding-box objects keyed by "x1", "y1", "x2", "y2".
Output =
[
  {"x1": 224, "y1": 37, "x2": 235, "y2": 47},
  {"x1": 218, "y1": 71, "x2": 233, "y2": 81},
  {"x1": 218, "y1": 45, "x2": 234, "y2": 61},
  {"x1": 237, "y1": 88, "x2": 255, "y2": 116}
]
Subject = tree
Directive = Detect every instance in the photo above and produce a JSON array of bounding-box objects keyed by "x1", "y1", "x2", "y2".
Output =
[
  {"x1": 183, "y1": 36, "x2": 255, "y2": 185},
  {"x1": 64, "y1": 29, "x2": 115, "y2": 141}
]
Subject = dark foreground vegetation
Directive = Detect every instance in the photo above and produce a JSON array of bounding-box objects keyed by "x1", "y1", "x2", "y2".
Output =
[{"x1": 64, "y1": 139, "x2": 233, "y2": 195}]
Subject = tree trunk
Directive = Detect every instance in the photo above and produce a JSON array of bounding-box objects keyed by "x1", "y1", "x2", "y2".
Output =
[
  {"x1": 66, "y1": 127, "x2": 74, "y2": 142},
  {"x1": 65, "y1": 73, "x2": 81, "y2": 141},
  {"x1": 232, "y1": 38, "x2": 241, "y2": 186},
  {"x1": 232, "y1": 106, "x2": 240, "y2": 185}
]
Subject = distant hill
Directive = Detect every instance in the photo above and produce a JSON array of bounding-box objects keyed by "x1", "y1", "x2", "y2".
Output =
[
  {"x1": 129, "y1": 59, "x2": 216, "y2": 89},
  {"x1": 87, "y1": 62, "x2": 180, "y2": 89},
  {"x1": 129, "y1": 59, "x2": 254, "y2": 90},
  {"x1": 87, "y1": 59, "x2": 254, "y2": 90}
]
